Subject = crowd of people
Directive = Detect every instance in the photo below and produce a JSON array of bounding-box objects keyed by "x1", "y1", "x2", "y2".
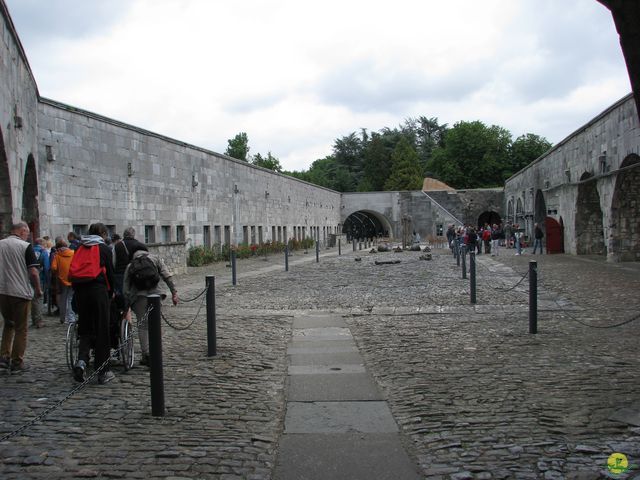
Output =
[
  {"x1": 446, "y1": 222, "x2": 545, "y2": 256},
  {"x1": 0, "y1": 222, "x2": 178, "y2": 385}
]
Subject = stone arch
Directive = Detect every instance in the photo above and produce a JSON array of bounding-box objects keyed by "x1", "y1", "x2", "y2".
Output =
[
  {"x1": 610, "y1": 154, "x2": 640, "y2": 261},
  {"x1": 515, "y1": 198, "x2": 524, "y2": 227},
  {"x1": 477, "y1": 211, "x2": 501, "y2": 228},
  {"x1": 342, "y1": 210, "x2": 392, "y2": 240},
  {"x1": 575, "y1": 172, "x2": 605, "y2": 256},
  {"x1": 21, "y1": 154, "x2": 39, "y2": 240},
  {"x1": 534, "y1": 190, "x2": 546, "y2": 225},
  {"x1": 0, "y1": 127, "x2": 11, "y2": 237},
  {"x1": 507, "y1": 199, "x2": 514, "y2": 223}
]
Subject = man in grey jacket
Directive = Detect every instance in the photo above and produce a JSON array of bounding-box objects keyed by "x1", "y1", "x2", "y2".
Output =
[
  {"x1": 0, "y1": 222, "x2": 42, "y2": 371},
  {"x1": 123, "y1": 250, "x2": 178, "y2": 366}
]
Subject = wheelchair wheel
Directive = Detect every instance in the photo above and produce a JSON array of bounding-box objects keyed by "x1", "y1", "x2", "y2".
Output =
[
  {"x1": 66, "y1": 322, "x2": 79, "y2": 370},
  {"x1": 119, "y1": 319, "x2": 135, "y2": 371}
]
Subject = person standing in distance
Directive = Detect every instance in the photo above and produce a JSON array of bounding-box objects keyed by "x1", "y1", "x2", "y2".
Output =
[{"x1": 0, "y1": 222, "x2": 42, "y2": 371}]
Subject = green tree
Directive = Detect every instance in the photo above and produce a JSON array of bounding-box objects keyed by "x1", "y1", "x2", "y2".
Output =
[
  {"x1": 509, "y1": 133, "x2": 552, "y2": 176},
  {"x1": 428, "y1": 121, "x2": 512, "y2": 189},
  {"x1": 225, "y1": 132, "x2": 250, "y2": 161},
  {"x1": 360, "y1": 132, "x2": 392, "y2": 191},
  {"x1": 384, "y1": 137, "x2": 423, "y2": 191},
  {"x1": 252, "y1": 152, "x2": 283, "y2": 172}
]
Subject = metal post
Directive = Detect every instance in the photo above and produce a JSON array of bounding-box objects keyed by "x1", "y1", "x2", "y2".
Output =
[
  {"x1": 352, "y1": 239, "x2": 356, "y2": 252},
  {"x1": 285, "y1": 245, "x2": 289, "y2": 271},
  {"x1": 456, "y1": 241, "x2": 460, "y2": 266},
  {"x1": 470, "y1": 252, "x2": 476, "y2": 304},
  {"x1": 147, "y1": 294, "x2": 165, "y2": 417},
  {"x1": 462, "y1": 245, "x2": 467, "y2": 279},
  {"x1": 316, "y1": 240, "x2": 319, "y2": 262},
  {"x1": 529, "y1": 261, "x2": 538, "y2": 334},
  {"x1": 338, "y1": 238, "x2": 341, "y2": 256},
  {"x1": 206, "y1": 275, "x2": 216, "y2": 357},
  {"x1": 359, "y1": 241, "x2": 362, "y2": 251},
  {"x1": 231, "y1": 250, "x2": 237, "y2": 286}
]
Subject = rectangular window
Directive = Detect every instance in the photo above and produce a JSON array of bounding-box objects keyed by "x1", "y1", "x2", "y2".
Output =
[
  {"x1": 161, "y1": 225, "x2": 171, "y2": 243},
  {"x1": 106, "y1": 225, "x2": 116, "y2": 239},
  {"x1": 72, "y1": 224, "x2": 88, "y2": 236},
  {"x1": 176, "y1": 225, "x2": 185, "y2": 242},
  {"x1": 283, "y1": 226, "x2": 287, "y2": 242},
  {"x1": 302, "y1": 226, "x2": 307, "y2": 239},
  {"x1": 258, "y1": 226, "x2": 263, "y2": 245},
  {"x1": 271, "y1": 226, "x2": 276, "y2": 244},
  {"x1": 214, "y1": 225, "x2": 221, "y2": 247},
  {"x1": 203, "y1": 225, "x2": 211, "y2": 248},
  {"x1": 145, "y1": 225, "x2": 156, "y2": 244},
  {"x1": 224, "y1": 225, "x2": 230, "y2": 246},
  {"x1": 250, "y1": 225, "x2": 256, "y2": 244},
  {"x1": 242, "y1": 226, "x2": 249, "y2": 245},
  {"x1": 277, "y1": 226, "x2": 282, "y2": 242}
]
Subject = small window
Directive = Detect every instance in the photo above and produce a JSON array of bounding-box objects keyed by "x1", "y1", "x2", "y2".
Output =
[
  {"x1": 214, "y1": 225, "x2": 222, "y2": 246},
  {"x1": 176, "y1": 225, "x2": 185, "y2": 242},
  {"x1": 161, "y1": 225, "x2": 171, "y2": 243},
  {"x1": 224, "y1": 225, "x2": 231, "y2": 246},
  {"x1": 203, "y1": 225, "x2": 211, "y2": 248},
  {"x1": 73, "y1": 224, "x2": 88, "y2": 236},
  {"x1": 145, "y1": 225, "x2": 155, "y2": 244}
]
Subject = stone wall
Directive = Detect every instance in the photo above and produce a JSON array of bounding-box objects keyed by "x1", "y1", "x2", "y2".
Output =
[
  {"x1": 504, "y1": 93, "x2": 640, "y2": 260},
  {"x1": 36, "y1": 99, "x2": 342, "y2": 248},
  {"x1": 148, "y1": 242, "x2": 188, "y2": 276},
  {"x1": 0, "y1": 1, "x2": 39, "y2": 235}
]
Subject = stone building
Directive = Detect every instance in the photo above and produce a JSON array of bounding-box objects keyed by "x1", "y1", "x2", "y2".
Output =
[
  {"x1": 504, "y1": 94, "x2": 640, "y2": 261},
  {"x1": 1, "y1": 0, "x2": 638, "y2": 267}
]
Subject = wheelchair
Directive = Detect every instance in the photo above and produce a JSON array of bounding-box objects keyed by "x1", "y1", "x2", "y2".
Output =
[{"x1": 65, "y1": 293, "x2": 135, "y2": 372}]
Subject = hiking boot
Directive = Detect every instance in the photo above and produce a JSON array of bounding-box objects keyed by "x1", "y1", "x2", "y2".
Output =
[
  {"x1": 35, "y1": 322, "x2": 45, "y2": 329},
  {"x1": 73, "y1": 360, "x2": 86, "y2": 382},
  {"x1": 98, "y1": 370, "x2": 115, "y2": 385},
  {"x1": 0, "y1": 357, "x2": 10, "y2": 369},
  {"x1": 140, "y1": 353, "x2": 150, "y2": 366}
]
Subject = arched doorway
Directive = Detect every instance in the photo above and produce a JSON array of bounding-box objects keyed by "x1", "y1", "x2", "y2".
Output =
[
  {"x1": 0, "y1": 128, "x2": 12, "y2": 237},
  {"x1": 515, "y1": 198, "x2": 524, "y2": 228},
  {"x1": 610, "y1": 154, "x2": 640, "y2": 261},
  {"x1": 507, "y1": 199, "x2": 514, "y2": 223},
  {"x1": 545, "y1": 216, "x2": 564, "y2": 254},
  {"x1": 477, "y1": 211, "x2": 501, "y2": 228},
  {"x1": 21, "y1": 154, "x2": 39, "y2": 240},
  {"x1": 342, "y1": 210, "x2": 392, "y2": 241},
  {"x1": 575, "y1": 172, "x2": 605, "y2": 256}
]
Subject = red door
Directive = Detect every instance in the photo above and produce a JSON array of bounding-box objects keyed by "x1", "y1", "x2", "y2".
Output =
[{"x1": 545, "y1": 217, "x2": 564, "y2": 254}]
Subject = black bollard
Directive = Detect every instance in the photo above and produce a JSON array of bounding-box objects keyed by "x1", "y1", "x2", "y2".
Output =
[
  {"x1": 231, "y1": 250, "x2": 237, "y2": 286},
  {"x1": 352, "y1": 239, "x2": 356, "y2": 252},
  {"x1": 529, "y1": 261, "x2": 537, "y2": 334},
  {"x1": 206, "y1": 275, "x2": 216, "y2": 357},
  {"x1": 316, "y1": 240, "x2": 319, "y2": 262},
  {"x1": 456, "y1": 242, "x2": 460, "y2": 267},
  {"x1": 470, "y1": 251, "x2": 476, "y2": 304},
  {"x1": 285, "y1": 245, "x2": 289, "y2": 271},
  {"x1": 147, "y1": 294, "x2": 165, "y2": 416},
  {"x1": 338, "y1": 238, "x2": 341, "y2": 256},
  {"x1": 462, "y1": 245, "x2": 467, "y2": 279}
]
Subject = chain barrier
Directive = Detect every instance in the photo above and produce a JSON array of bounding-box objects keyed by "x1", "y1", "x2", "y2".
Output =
[
  {"x1": 467, "y1": 254, "x2": 530, "y2": 293},
  {"x1": 0, "y1": 306, "x2": 147, "y2": 443},
  {"x1": 160, "y1": 293, "x2": 206, "y2": 331},
  {"x1": 178, "y1": 287, "x2": 207, "y2": 303}
]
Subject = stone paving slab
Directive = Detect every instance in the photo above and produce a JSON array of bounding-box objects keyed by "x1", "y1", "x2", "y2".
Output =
[
  {"x1": 291, "y1": 327, "x2": 352, "y2": 340},
  {"x1": 284, "y1": 401, "x2": 398, "y2": 433},
  {"x1": 292, "y1": 316, "x2": 347, "y2": 328},
  {"x1": 273, "y1": 433, "x2": 421, "y2": 480},
  {"x1": 288, "y1": 364, "x2": 366, "y2": 375},
  {"x1": 288, "y1": 352, "x2": 364, "y2": 366},
  {"x1": 287, "y1": 373, "x2": 384, "y2": 402},
  {"x1": 287, "y1": 341, "x2": 358, "y2": 355}
]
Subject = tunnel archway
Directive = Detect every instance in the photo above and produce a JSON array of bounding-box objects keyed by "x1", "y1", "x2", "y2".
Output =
[
  {"x1": 610, "y1": 154, "x2": 640, "y2": 261},
  {"x1": 477, "y1": 211, "x2": 501, "y2": 228},
  {"x1": 21, "y1": 154, "x2": 39, "y2": 240},
  {"x1": 342, "y1": 210, "x2": 392, "y2": 241},
  {"x1": 575, "y1": 172, "x2": 605, "y2": 256},
  {"x1": 0, "y1": 127, "x2": 11, "y2": 237}
]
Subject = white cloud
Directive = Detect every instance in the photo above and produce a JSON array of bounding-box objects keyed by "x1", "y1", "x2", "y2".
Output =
[{"x1": 5, "y1": 0, "x2": 630, "y2": 171}]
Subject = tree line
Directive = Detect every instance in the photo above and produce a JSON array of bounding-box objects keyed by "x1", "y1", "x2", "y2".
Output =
[{"x1": 224, "y1": 117, "x2": 552, "y2": 192}]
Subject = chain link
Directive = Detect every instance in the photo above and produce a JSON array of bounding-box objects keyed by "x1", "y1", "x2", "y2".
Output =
[
  {"x1": 160, "y1": 293, "x2": 206, "y2": 331},
  {"x1": 178, "y1": 287, "x2": 207, "y2": 303}
]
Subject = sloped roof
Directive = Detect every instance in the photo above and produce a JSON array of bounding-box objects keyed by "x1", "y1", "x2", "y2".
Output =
[{"x1": 422, "y1": 177, "x2": 454, "y2": 191}]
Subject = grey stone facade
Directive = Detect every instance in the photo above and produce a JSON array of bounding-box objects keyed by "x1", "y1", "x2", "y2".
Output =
[{"x1": 504, "y1": 93, "x2": 640, "y2": 261}]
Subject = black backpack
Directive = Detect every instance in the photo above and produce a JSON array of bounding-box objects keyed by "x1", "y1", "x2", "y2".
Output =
[{"x1": 129, "y1": 255, "x2": 160, "y2": 290}]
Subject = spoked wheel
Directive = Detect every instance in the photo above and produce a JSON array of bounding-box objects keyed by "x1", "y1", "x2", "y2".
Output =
[
  {"x1": 119, "y1": 319, "x2": 135, "y2": 371},
  {"x1": 66, "y1": 322, "x2": 79, "y2": 370}
]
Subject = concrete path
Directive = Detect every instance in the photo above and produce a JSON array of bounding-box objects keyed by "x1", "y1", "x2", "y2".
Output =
[{"x1": 273, "y1": 311, "x2": 421, "y2": 480}]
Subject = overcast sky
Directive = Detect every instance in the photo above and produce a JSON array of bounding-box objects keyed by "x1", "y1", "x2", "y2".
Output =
[{"x1": 5, "y1": 0, "x2": 631, "y2": 171}]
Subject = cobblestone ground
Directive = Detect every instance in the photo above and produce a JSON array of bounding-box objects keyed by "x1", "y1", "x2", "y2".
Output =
[{"x1": 1, "y1": 246, "x2": 639, "y2": 479}]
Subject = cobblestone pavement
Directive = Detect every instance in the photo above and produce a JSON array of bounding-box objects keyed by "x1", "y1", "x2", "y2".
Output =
[{"x1": 1, "y1": 246, "x2": 639, "y2": 479}]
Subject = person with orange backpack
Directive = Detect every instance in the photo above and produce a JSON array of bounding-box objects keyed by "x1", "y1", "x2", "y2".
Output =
[{"x1": 68, "y1": 223, "x2": 116, "y2": 385}]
